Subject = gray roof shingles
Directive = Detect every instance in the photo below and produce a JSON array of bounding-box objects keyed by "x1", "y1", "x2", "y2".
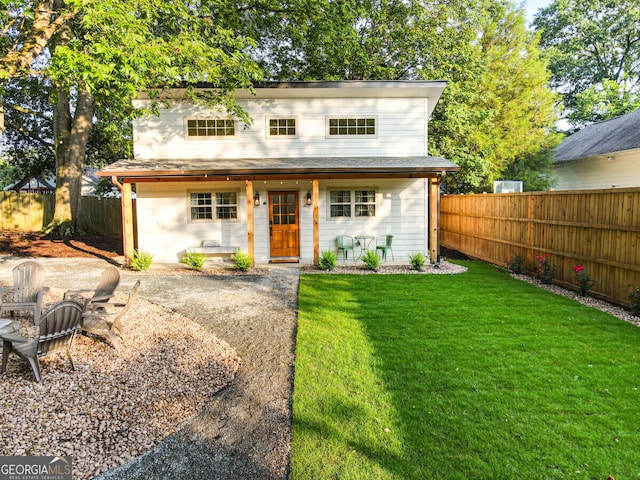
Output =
[
  {"x1": 554, "y1": 108, "x2": 640, "y2": 163},
  {"x1": 99, "y1": 156, "x2": 459, "y2": 177}
]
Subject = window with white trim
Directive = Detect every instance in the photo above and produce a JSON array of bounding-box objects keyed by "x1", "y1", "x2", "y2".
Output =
[
  {"x1": 215, "y1": 192, "x2": 237, "y2": 219},
  {"x1": 267, "y1": 117, "x2": 297, "y2": 137},
  {"x1": 330, "y1": 190, "x2": 352, "y2": 217},
  {"x1": 329, "y1": 189, "x2": 376, "y2": 217},
  {"x1": 354, "y1": 190, "x2": 376, "y2": 217},
  {"x1": 190, "y1": 192, "x2": 213, "y2": 220},
  {"x1": 186, "y1": 118, "x2": 236, "y2": 138},
  {"x1": 327, "y1": 117, "x2": 376, "y2": 136},
  {"x1": 189, "y1": 191, "x2": 238, "y2": 221}
]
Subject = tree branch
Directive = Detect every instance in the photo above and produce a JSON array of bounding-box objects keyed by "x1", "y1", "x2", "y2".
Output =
[
  {"x1": 4, "y1": 117, "x2": 55, "y2": 152},
  {"x1": 0, "y1": 1, "x2": 79, "y2": 78}
]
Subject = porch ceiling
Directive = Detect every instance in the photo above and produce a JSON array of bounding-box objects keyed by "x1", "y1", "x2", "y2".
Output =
[{"x1": 98, "y1": 156, "x2": 460, "y2": 181}]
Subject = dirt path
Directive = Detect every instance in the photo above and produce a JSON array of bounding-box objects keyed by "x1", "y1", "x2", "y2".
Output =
[{"x1": 96, "y1": 265, "x2": 300, "y2": 480}]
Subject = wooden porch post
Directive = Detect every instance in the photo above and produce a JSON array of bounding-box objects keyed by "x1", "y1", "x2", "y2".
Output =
[
  {"x1": 428, "y1": 176, "x2": 439, "y2": 264},
  {"x1": 113, "y1": 177, "x2": 134, "y2": 263},
  {"x1": 312, "y1": 179, "x2": 319, "y2": 265},
  {"x1": 246, "y1": 180, "x2": 255, "y2": 266}
]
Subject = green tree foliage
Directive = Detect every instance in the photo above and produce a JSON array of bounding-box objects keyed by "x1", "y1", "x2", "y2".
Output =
[
  {"x1": 430, "y1": 2, "x2": 560, "y2": 192},
  {"x1": 1, "y1": 0, "x2": 262, "y2": 228},
  {"x1": 0, "y1": 75, "x2": 132, "y2": 189},
  {"x1": 248, "y1": 0, "x2": 559, "y2": 192},
  {"x1": 534, "y1": 0, "x2": 640, "y2": 128},
  {"x1": 1, "y1": 76, "x2": 55, "y2": 184}
]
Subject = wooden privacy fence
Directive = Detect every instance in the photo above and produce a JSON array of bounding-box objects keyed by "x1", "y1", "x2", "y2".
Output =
[
  {"x1": 0, "y1": 192, "x2": 125, "y2": 237},
  {"x1": 441, "y1": 188, "x2": 640, "y2": 307}
]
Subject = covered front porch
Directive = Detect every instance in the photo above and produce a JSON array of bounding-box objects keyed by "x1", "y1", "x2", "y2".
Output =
[{"x1": 98, "y1": 156, "x2": 460, "y2": 265}]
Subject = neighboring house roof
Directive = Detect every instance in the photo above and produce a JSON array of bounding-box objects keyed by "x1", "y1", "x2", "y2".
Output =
[
  {"x1": 4, "y1": 174, "x2": 55, "y2": 193},
  {"x1": 554, "y1": 108, "x2": 640, "y2": 163},
  {"x1": 4, "y1": 168, "x2": 106, "y2": 196},
  {"x1": 98, "y1": 156, "x2": 460, "y2": 180}
]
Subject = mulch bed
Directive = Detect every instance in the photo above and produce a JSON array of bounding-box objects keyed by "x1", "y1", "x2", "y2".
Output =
[{"x1": 0, "y1": 230, "x2": 122, "y2": 259}]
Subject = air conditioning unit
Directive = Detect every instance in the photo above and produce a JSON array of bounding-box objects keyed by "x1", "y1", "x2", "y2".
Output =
[{"x1": 493, "y1": 180, "x2": 523, "y2": 193}]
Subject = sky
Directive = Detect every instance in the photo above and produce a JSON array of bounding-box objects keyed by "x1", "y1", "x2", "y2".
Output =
[{"x1": 524, "y1": 0, "x2": 553, "y2": 26}]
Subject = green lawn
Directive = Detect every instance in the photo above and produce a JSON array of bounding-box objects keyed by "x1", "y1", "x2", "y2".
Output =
[{"x1": 291, "y1": 261, "x2": 640, "y2": 479}]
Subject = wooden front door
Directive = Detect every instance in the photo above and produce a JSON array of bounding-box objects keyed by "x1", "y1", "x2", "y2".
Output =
[{"x1": 269, "y1": 191, "x2": 300, "y2": 259}]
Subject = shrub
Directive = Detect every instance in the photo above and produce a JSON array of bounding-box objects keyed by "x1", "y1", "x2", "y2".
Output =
[
  {"x1": 183, "y1": 251, "x2": 207, "y2": 271},
  {"x1": 231, "y1": 249, "x2": 252, "y2": 272},
  {"x1": 130, "y1": 249, "x2": 154, "y2": 271},
  {"x1": 533, "y1": 254, "x2": 556, "y2": 284},
  {"x1": 409, "y1": 252, "x2": 427, "y2": 271},
  {"x1": 506, "y1": 254, "x2": 526, "y2": 274},
  {"x1": 629, "y1": 288, "x2": 640, "y2": 316},
  {"x1": 361, "y1": 250, "x2": 380, "y2": 271},
  {"x1": 319, "y1": 249, "x2": 338, "y2": 271},
  {"x1": 572, "y1": 264, "x2": 595, "y2": 297}
]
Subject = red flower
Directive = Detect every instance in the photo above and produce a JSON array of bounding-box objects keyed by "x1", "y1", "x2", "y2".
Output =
[{"x1": 572, "y1": 265, "x2": 585, "y2": 273}]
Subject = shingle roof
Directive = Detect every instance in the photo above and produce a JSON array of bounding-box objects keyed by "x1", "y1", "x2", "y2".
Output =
[
  {"x1": 554, "y1": 108, "x2": 640, "y2": 163},
  {"x1": 98, "y1": 156, "x2": 459, "y2": 179}
]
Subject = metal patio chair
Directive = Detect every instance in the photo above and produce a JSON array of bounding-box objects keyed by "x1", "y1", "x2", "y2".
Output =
[
  {"x1": 0, "y1": 300, "x2": 85, "y2": 382},
  {"x1": 336, "y1": 236, "x2": 355, "y2": 261},
  {"x1": 0, "y1": 260, "x2": 50, "y2": 326},
  {"x1": 375, "y1": 235, "x2": 394, "y2": 261},
  {"x1": 80, "y1": 280, "x2": 140, "y2": 352}
]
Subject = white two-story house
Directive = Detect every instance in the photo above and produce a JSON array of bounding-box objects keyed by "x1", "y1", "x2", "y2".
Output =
[{"x1": 99, "y1": 81, "x2": 459, "y2": 265}]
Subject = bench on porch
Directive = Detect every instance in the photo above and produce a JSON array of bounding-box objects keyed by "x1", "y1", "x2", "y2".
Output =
[{"x1": 186, "y1": 240, "x2": 239, "y2": 258}]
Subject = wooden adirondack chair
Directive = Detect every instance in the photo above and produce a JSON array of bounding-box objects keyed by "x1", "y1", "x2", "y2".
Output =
[
  {"x1": 0, "y1": 300, "x2": 85, "y2": 382},
  {"x1": 80, "y1": 280, "x2": 140, "y2": 352},
  {"x1": 0, "y1": 260, "x2": 50, "y2": 326},
  {"x1": 64, "y1": 266, "x2": 121, "y2": 310}
]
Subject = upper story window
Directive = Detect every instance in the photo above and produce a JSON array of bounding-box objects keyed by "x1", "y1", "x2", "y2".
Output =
[
  {"x1": 189, "y1": 191, "x2": 238, "y2": 221},
  {"x1": 327, "y1": 117, "x2": 376, "y2": 136},
  {"x1": 329, "y1": 189, "x2": 376, "y2": 218},
  {"x1": 186, "y1": 118, "x2": 236, "y2": 138},
  {"x1": 268, "y1": 117, "x2": 297, "y2": 137}
]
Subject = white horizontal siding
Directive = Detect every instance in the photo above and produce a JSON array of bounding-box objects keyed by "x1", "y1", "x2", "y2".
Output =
[
  {"x1": 554, "y1": 150, "x2": 640, "y2": 190},
  {"x1": 135, "y1": 178, "x2": 430, "y2": 264},
  {"x1": 136, "y1": 181, "x2": 248, "y2": 263},
  {"x1": 133, "y1": 97, "x2": 427, "y2": 160},
  {"x1": 321, "y1": 178, "x2": 429, "y2": 262}
]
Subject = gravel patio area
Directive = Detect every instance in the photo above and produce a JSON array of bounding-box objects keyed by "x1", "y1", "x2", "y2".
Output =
[{"x1": 0, "y1": 288, "x2": 239, "y2": 480}]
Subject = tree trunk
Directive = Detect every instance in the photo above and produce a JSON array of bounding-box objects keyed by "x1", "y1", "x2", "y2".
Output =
[
  {"x1": 0, "y1": 0, "x2": 78, "y2": 134},
  {"x1": 53, "y1": 88, "x2": 94, "y2": 229}
]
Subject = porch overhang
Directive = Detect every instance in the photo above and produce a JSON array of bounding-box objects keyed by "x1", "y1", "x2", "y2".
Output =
[{"x1": 97, "y1": 156, "x2": 460, "y2": 181}]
